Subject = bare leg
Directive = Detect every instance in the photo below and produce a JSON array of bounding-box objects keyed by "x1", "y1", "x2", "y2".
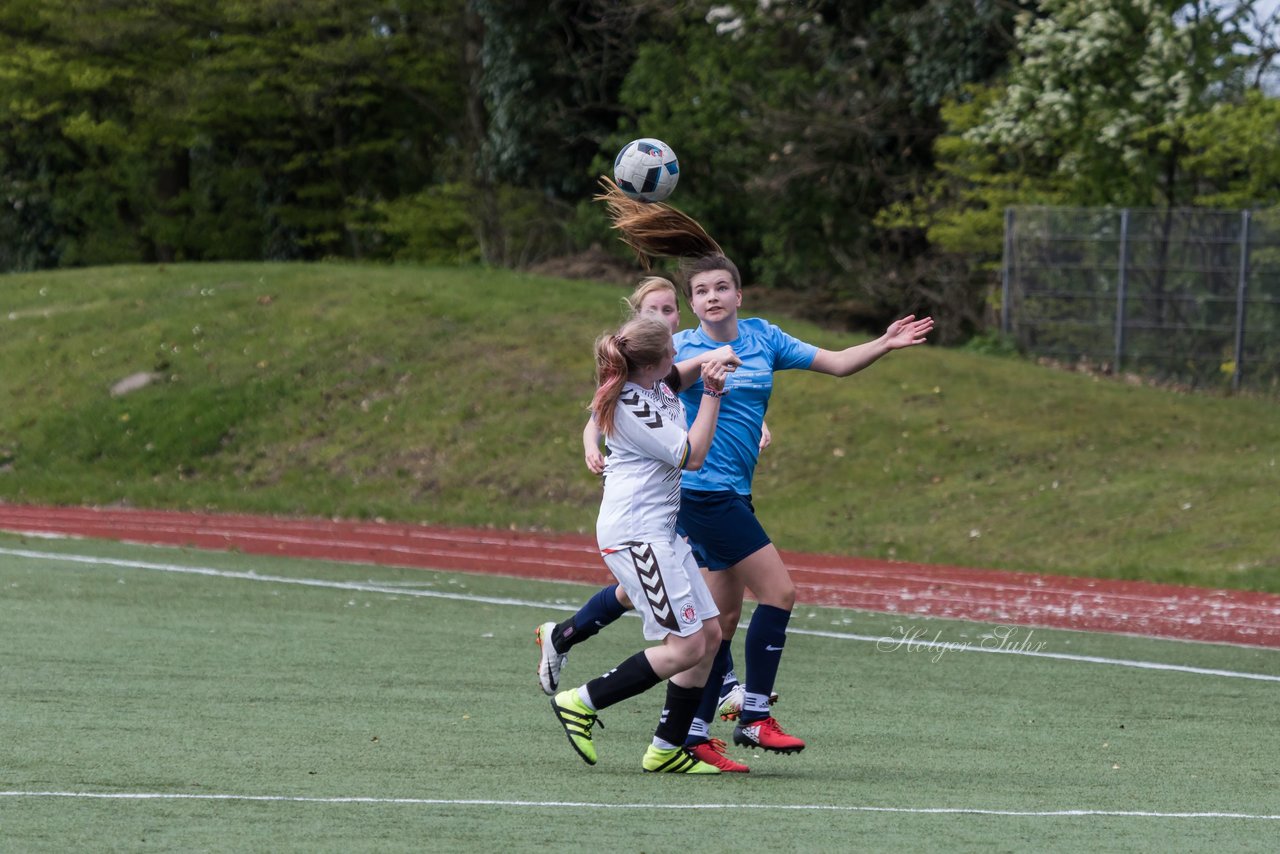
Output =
[
  {"x1": 730, "y1": 544, "x2": 795, "y2": 611},
  {"x1": 702, "y1": 565, "x2": 747, "y2": 639}
]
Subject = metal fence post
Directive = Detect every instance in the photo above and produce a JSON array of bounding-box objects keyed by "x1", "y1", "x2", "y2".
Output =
[
  {"x1": 1233, "y1": 209, "x2": 1251, "y2": 392},
  {"x1": 1115, "y1": 209, "x2": 1130, "y2": 373},
  {"x1": 1001, "y1": 207, "x2": 1014, "y2": 336}
]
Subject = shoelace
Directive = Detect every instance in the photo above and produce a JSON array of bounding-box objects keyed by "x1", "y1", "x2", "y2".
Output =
[
  {"x1": 555, "y1": 701, "x2": 604, "y2": 736},
  {"x1": 574, "y1": 712, "x2": 604, "y2": 735}
]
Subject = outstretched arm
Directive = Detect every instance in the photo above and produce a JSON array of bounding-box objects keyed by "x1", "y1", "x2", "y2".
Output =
[{"x1": 808, "y1": 315, "x2": 933, "y2": 377}]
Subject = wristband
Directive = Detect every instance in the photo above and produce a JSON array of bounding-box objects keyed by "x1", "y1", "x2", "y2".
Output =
[{"x1": 703, "y1": 388, "x2": 725, "y2": 398}]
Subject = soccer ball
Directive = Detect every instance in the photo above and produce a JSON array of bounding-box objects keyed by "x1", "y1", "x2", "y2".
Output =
[{"x1": 613, "y1": 138, "x2": 679, "y2": 203}]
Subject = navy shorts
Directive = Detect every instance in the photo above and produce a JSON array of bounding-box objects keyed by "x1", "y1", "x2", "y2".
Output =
[{"x1": 676, "y1": 489, "x2": 772, "y2": 571}]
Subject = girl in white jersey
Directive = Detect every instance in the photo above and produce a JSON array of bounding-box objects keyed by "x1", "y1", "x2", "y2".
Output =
[
  {"x1": 575, "y1": 179, "x2": 933, "y2": 769},
  {"x1": 548, "y1": 314, "x2": 733, "y2": 774},
  {"x1": 540, "y1": 276, "x2": 774, "y2": 765}
]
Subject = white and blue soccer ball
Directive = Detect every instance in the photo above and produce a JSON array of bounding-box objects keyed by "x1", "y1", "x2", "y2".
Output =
[{"x1": 613, "y1": 138, "x2": 679, "y2": 203}]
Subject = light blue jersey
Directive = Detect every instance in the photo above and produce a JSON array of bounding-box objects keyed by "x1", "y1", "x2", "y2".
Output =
[{"x1": 675, "y1": 317, "x2": 817, "y2": 495}]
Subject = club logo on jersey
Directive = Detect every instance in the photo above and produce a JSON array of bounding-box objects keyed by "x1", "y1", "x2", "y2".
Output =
[
  {"x1": 626, "y1": 542, "x2": 677, "y2": 631},
  {"x1": 680, "y1": 603, "x2": 697, "y2": 625},
  {"x1": 619, "y1": 390, "x2": 664, "y2": 429}
]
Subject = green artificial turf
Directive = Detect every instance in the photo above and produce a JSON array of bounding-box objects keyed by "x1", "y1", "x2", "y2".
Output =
[{"x1": 2, "y1": 533, "x2": 1277, "y2": 852}]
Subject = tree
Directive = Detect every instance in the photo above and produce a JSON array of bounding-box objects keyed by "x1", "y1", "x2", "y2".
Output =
[
  {"x1": 173, "y1": 0, "x2": 469, "y2": 260},
  {"x1": 0, "y1": 0, "x2": 185, "y2": 267},
  {"x1": 613, "y1": 0, "x2": 1023, "y2": 335},
  {"x1": 0, "y1": 0, "x2": 469, "y2": 269},
  {"x1": 886, "y1": 0, "x2": 1274, "y2": 339},
  {"x1": 967, "y1": 0, "x2": 1258, "y2": 208},
  {"x1": 1183, "y1": 90, "x2": 1280, "y2": 208}
]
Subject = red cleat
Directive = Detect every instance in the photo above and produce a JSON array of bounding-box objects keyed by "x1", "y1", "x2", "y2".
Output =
[
  {"x1": 688, "y1": 738, "x2": 749, "y2": 773},
  {"x1": 732, "y1": 716, "x2": 805, "y2": 754}
]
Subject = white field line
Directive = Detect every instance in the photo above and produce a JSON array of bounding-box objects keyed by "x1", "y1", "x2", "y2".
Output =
[
  {"x1": 786, "y1": 627, "x2": 1280, "y2": 682},
  {"x1": 9, "y1": 515, "x2": 1278, "y2": 615},
  {"x1": 3, "y1": 546, "x2": 1279, "y2": 684},
  {"x1": 0, "y1": 791, "x2": 1276, "y2": 821},
  {"x1": 0, "y1": 522, "x2": 597, "y2": 571},
  {"x1": 0, "y1": 546, "x2": 571, "y2": 611},
  {"x1": 11, "y1": 526, "x2": 1280, "y2": 644},
  {"x1": 8, "y1": 520, "x2": 1280, "y2": 640},
  {"x1": 20, "y1": 522, "x2": 1273, "y2": 631}
]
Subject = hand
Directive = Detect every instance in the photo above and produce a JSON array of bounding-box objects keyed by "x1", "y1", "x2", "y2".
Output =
[
  {"x1": 883, "y1": 315, "x2": 934, "y2": 350},
  {"x1": 582, "y1": 420, "x2": 605, "y2": 474},
  {"x1": 759, "y1": 421, "x2": 772, "y2": 451},
  {"x1": 700, "y1": 360, "x2": 728, "y2": 394},
  {"x1": 707, "y1": 344, "x2": 741, "y2": 372}
]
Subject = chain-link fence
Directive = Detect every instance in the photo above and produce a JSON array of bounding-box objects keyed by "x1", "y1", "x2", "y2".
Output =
[{"x1": 1001, "y1": 206, "x2": 1280, "y2": 394}]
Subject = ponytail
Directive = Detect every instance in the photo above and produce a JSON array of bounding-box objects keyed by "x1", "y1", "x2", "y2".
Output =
[
  {"x1": 590, "y1": 334, "x2": 631, "y2": 436},
  {"x1": 590, "y1": 314, "x2": 673, "y2": 436}
]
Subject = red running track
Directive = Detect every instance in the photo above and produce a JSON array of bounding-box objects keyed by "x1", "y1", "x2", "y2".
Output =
[{"x1": 2, "y1": 503, "x2": 1278, "y2": 648}]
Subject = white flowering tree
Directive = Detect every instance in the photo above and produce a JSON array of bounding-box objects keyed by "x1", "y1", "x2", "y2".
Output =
[
  {"x1": 876, "y1": 0, "x2": 1277, "y2": 339},
  {"x1": 966, "y1": 0, "x2": 1257, "y2": 207}
]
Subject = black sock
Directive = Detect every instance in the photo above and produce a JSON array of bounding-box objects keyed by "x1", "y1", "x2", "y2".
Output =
[
  {"x1": 654, "y1": 682, "x2": 703, "y2": 748},
  {"x1": 584, "y1": 651, "x2": 661, "y2": 711}
]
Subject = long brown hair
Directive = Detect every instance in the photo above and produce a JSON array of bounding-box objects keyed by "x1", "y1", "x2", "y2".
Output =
[
  {"x1": 590, "y1": 314, "x2": 672, "y2": 436},
  {"x1": 595, "y1": 177, "x2": 722, "y2": 267},
  {"x1": 595, "y1": 177, "x2": 737, "y2": 299}
]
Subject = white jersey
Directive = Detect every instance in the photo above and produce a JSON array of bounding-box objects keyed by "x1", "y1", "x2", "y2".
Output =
[{"x1": 596, "y1": 380, "x2": 690, "y2": 550}]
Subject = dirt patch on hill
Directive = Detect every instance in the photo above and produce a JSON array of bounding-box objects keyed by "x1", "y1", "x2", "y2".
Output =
[{"x1": 526, "y1": 246, "x2": 648, "y2": 286}]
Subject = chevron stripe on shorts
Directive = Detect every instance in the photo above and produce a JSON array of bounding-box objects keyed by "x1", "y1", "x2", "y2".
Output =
[{"x1": 625, "y1": 542, "x2": 678, "y2": 631}]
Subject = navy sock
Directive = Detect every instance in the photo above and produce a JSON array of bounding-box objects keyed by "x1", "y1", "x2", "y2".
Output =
[
  {"x1": 584, "y1": 651, "x2": 661, "y2": 711},
  {"x1": 684, "y1": 640, "x2": 731, "y2": 746},
  {"x1": 654, "y1": 682, "x2": 704, "y2": 748},
  {"x1": 721, "y1": 649, "x2": 738, "y2": 692},
  {"x1": 741, "y1": 604, "x2": 791, "y2": 723},
  {"x1": 553, "y1": 584, "x2": 627, "y2": 653}
]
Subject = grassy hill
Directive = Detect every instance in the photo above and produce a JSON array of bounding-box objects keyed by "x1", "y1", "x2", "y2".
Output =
[{"x1": 1, "y1": 262, "x2": 1277, "y2": 592}]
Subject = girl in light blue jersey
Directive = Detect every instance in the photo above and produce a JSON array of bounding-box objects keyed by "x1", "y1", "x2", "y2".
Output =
[{"x1": 670, "y1": 253, "x2": 932, "y2": 761}]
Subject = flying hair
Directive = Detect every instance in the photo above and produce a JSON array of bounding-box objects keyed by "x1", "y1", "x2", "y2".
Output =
[{"x1": 595, "y1": 176, "x2": 722, "y2": 270}]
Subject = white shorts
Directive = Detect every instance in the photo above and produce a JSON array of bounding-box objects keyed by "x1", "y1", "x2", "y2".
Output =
[{"x1": 600, "y1": 535, "x2": 719, "y2": 642}]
